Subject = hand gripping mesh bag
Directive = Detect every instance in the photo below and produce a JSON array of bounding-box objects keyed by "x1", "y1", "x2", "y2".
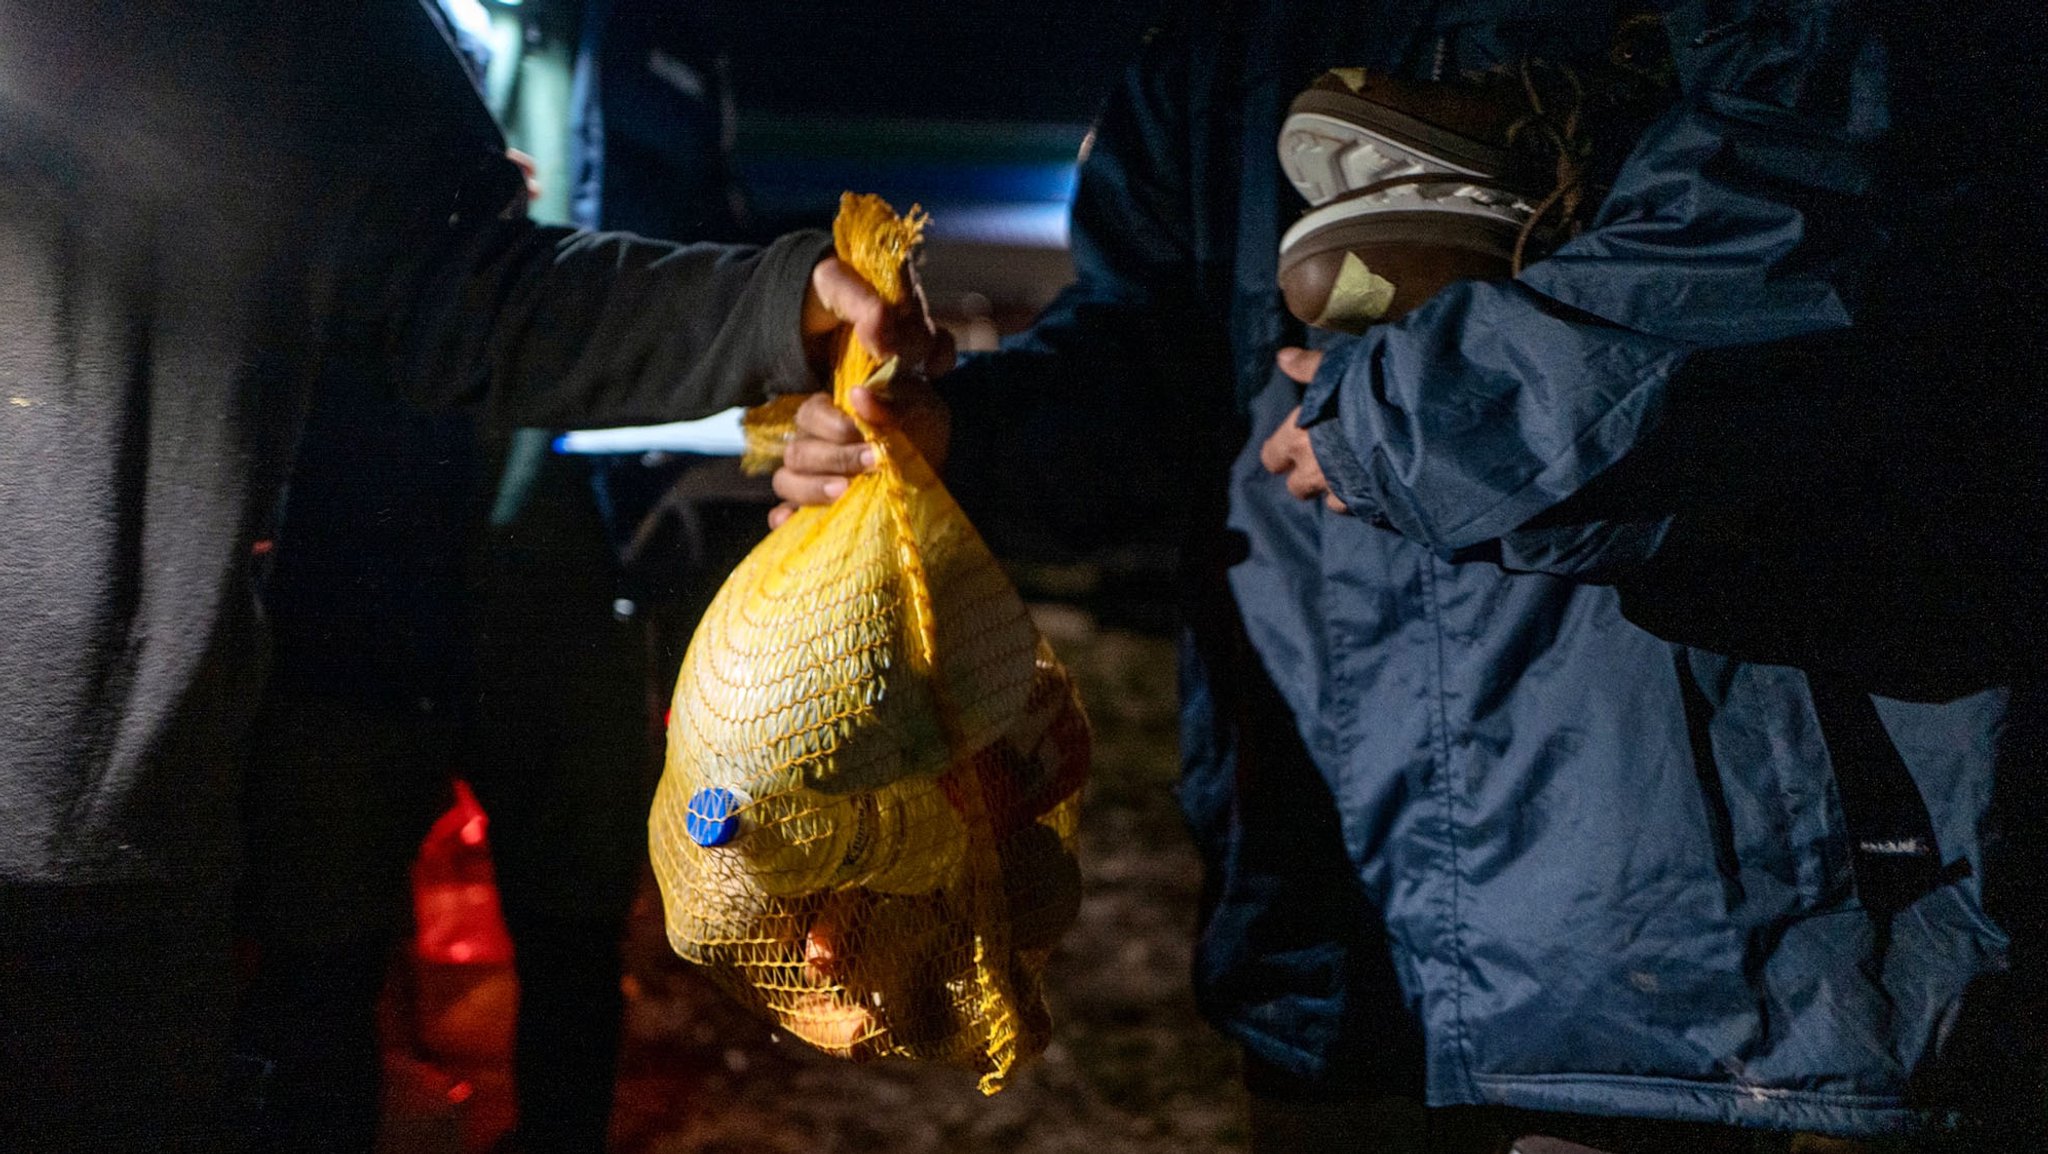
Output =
[{"x1": 649, "y1": 194, "x2": 1089, "y2": 1094}]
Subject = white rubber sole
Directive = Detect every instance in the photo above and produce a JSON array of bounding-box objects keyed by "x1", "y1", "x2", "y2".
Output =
[
  {"x1": 1279, "y1": 109, "x2": 1493, "y2": 207},
  {"x1": 1278, "y1": 181, "x2": 1530, "y2": 260}
]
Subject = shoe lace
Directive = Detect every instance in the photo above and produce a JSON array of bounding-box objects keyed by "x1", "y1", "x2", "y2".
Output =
[
  {"x1": 1501, "y1": 11, "x2": 1676, "y2": 273},
  {"x1": 1504, "y1": 59, "x2": 1590, "y2": 274}
]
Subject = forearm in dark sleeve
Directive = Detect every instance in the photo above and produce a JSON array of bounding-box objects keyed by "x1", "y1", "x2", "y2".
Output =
[
  {"x1": 936, "y1": 17, "x2": 1222, "y2": 555},
  {"x1": 395, "y1": 218, "x2": 831, "y2": 430},
  {"x1": 939, "y1": 291, "x2": 1224, "y2": 557}
]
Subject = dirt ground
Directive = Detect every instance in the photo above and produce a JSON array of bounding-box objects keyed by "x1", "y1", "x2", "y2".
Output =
[{"x1": 601, "y1": 604, "x2": 1249, "y2": 1154}]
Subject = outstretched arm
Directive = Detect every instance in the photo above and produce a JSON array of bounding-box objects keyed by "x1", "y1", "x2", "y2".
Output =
[
  {"x1": 339, "y1": 4, "x2": 945, "y2": 434},
  {"x1": 376, "y1": 167, "x2": 946, "y2": 432},
  {"x1": 392, "y1": 213, "x2": 832, "y2": 429}
]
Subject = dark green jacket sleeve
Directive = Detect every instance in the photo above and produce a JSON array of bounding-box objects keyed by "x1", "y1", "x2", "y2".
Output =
[
  {"x1": 392, "y1": 213, "x2": 830, "y2": 430},
  {"x1": 316, "y1": 2, "x2": 832, "y2": 433}
]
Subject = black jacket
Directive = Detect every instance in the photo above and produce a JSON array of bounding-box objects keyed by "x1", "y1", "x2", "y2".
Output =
[{"x1": 0, "y1": 0, "x2": 827, "y2": 887}]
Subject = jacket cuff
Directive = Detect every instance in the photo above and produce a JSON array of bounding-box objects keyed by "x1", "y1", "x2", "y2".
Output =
[
  {"x1": 1296, "y1": 335, "x2": 1356, "y2": 425},
  {"x1": 754, "y1": 229, "x2": 836, "y2": 398},
  {"x1": 1297, "y1": 341, "x2": 1380, "y2": 521}
]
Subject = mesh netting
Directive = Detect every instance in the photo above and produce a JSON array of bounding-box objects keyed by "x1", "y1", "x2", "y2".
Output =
[{"x1": 649, "y1": 194, "x2": 1089, "y2": 1094}]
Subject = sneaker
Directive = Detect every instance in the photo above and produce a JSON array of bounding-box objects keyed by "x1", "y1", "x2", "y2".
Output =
[
  {"x1": 1277, "y1": 69, "x2": 1547, "y2": 330},
  {"x1": 1278, "y1": 68, "x2": 1533, "y2": 207}
]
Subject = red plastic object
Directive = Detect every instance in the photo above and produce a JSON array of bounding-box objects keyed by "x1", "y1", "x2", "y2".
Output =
[{"x1": 412, "y1": 780, "x2": 514, "y2": 967}]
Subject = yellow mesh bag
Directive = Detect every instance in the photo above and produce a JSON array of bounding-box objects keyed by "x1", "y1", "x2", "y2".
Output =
[{"x1": 648, "y1": 194, "x2": 1089, "y2": 1094}]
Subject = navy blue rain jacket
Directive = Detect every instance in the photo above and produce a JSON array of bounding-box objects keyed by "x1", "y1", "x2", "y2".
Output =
[{"x1": 938, "y1": 0, "x2": 2047, "y2": 1136}]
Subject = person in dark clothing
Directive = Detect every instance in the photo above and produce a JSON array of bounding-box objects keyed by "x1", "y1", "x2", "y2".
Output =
[
  {"x1": 462, "y1": 449, "x2": 658, "y2": 1154},
  {"x1": 235, "y1": 5, "x2": 650, "y2": 1149},
  {"x1": 0, "y1": 2, "x2": 939, "y2": 1149},
  {"x1": 571, "y1": 0, "x2": 750, "y2": 245},
  {"x1": 436, "y1": 8, "x2": 772, "y2": 1149},
  {"x1": 774, "y1": 1, "x2": 2047, "y2": 1150}
]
